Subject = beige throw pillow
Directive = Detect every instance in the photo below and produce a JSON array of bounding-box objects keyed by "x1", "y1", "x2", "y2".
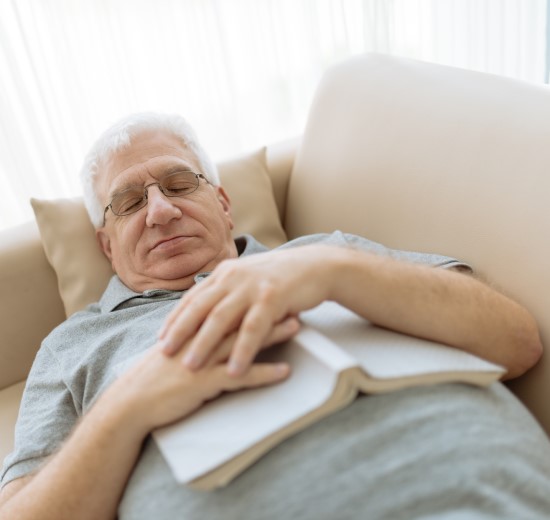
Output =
[{"x1": 31, "y1": 147, "x2": 287, "y2": 317}]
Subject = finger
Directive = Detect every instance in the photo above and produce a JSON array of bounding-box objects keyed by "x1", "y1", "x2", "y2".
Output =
[
  {"x1": 158, "y1": 302, "x2": 196, "y2": 354},
  {"x1": 159, "y1": 284, "x2": 230, "y2": 356},
  {"x1": 226, "y1": 302, "x2": 279, "y2": 376},
  {"x1": 205, "y1": 316, "x2": 300, "y2": 367},
  {"x1": 180, "y1": 291, "x2": 252, "y2": 370},
  {"x1": 203, "y1": 332, "x2": 238, "y2": 367},
  {"x1": 158, "y1": 276, "x2": 216, "y2": 340},
  {"x1": 217, "y1": 362, "x2": 291, "y2": 393},
  {"x1": 158, "y1": 305, "x2": 185, "y2": 343},
  {"x1": 261, "y1": 316, "x2": 301, "y2": 348}
]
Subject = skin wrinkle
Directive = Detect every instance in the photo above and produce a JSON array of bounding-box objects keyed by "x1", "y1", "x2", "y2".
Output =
[
  {"x1": 1, "y1": 120, "x2": 546, "y2": 520},
  {"x1": 95, "y1": 130, "x2": 238, "y2": 293},
  {"x1": 107, "y1": 161, "x2": 197, "y2": 202}
]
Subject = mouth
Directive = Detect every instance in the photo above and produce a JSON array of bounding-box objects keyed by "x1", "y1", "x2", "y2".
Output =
[{"x1": 150, "y1": 235, "x2": 190, "y2": 252}]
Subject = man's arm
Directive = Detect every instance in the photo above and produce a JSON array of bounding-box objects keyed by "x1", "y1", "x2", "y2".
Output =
[
  {"x1": 0, "y1": 379, "x2": 150, "y2": 520},
  {"x1": 159, "y1": 245, "x2": 542, "y2": 380},
  {"x1": 0, "y1": 327, "x2": 293, "y2": 520}
]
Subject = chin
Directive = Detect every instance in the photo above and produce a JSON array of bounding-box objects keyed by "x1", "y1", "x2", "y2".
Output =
[
  {"x1": 121, "y1": 266, "x2": 195, "y2": 293},
  {"x1": 153, "y1": 267, "x2": 202, "y2": 288}
]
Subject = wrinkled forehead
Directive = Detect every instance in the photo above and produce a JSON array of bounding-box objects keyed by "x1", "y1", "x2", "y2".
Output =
[{"x1": 97, "y1": 130, "x2": 202, "y2": 198}]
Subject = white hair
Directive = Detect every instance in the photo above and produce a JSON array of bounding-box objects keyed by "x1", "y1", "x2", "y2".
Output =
[{"x1": 80, "y1": 112, "x2": 220, "y2": 228}]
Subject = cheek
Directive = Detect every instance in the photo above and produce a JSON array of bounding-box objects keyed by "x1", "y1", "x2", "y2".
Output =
[
  {"x1": 110, "y1": 222, "x2": 142, "y2": 260},
  {"x1": 204, "y1": 200, "x2": 233, "y2": 230}
]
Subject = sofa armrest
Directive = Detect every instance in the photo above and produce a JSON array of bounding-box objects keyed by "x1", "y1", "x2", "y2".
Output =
[{"x1": 0, "y1": 221, "x2": 65, "y2": 390}]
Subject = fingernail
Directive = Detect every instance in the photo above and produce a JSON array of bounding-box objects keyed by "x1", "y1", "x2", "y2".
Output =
[{"x1": 275, "y1": 363, "x2": 290, "y2": 376}]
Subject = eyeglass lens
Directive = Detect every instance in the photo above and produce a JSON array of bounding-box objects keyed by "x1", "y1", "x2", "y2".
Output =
[{"x1": 111, "y1": 171, "x2": 200, "y2": 216}]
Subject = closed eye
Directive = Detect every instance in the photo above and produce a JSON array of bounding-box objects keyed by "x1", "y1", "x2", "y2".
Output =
[
  {"x1": 162, "y1": 171, "x2": 199, "y2": 194},
  {"x1": 113, "y1": 190, "x2": 146, "y2": 214}
]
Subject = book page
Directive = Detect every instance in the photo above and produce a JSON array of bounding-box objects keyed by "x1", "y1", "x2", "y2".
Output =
[
  {"x1": 153, "y1": 338, "x2": 342, "y2": 484},
  {"x1": 301, "y1": 301, "x2": 505, "y2": 379},
  {"x1": 292, "y1": 326, "x2": 357, "y2": 371}
]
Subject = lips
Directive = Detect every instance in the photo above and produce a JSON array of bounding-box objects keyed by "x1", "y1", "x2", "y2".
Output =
[{"x1": 150, "y1": 235, "x2": 189, "y2": 252}]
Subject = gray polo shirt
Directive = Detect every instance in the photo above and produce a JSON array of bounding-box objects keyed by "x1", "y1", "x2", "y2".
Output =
[{"x1": 3, "y1": 232, "x2": 550, "y2": 519}]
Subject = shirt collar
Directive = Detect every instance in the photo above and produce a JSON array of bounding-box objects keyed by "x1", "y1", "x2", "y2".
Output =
[{"x1": 98, "y1": 234, "x2": 270, "y2": 313}]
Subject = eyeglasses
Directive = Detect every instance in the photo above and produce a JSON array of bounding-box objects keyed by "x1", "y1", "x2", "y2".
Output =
[{"x1": 103, "y1": 170, "x2": 209, "y2": 225}]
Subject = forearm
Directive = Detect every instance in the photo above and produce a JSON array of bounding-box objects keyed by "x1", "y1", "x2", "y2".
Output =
[
  {"x1": 158, "y1": 242, "x2": 542, "y2": 379},
  {"x1": 0, "y1": 384, "x2": 146, "y2": 520},
  {"x1": 329, "y1": 247, "x2": 542, "y2": 379}
]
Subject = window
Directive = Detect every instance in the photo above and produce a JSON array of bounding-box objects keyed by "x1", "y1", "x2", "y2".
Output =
[{"x1": 0, "y1": 0, "x2": 546, "y2": 230}]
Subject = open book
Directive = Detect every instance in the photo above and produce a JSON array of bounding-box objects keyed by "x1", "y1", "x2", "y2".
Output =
[{"x1": 153, "y1": 301, "x2": 505, "y2": 491}]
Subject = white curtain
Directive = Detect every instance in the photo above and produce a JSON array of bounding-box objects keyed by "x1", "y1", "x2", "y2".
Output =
[{"x1": 0, "y1": 0, "x2": 547, "y2": 231}]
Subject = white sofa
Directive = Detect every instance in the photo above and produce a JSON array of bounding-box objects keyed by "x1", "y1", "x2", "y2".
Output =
[{"x1": 1, "y1": 53, "x2": 550, "y2": 466}]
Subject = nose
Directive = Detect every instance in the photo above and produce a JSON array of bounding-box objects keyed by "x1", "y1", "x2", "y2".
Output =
[{"x1": 145, "y1": 184, "x2": 182, "y2": 227}]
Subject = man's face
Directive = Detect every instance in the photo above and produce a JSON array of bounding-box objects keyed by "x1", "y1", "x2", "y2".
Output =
[{"x1": 95, "y1": 130, "x2": 237, "y2": 292}]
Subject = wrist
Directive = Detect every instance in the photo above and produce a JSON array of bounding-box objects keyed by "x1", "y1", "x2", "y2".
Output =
[
  {"x1": 324, "y1": 246, "x2": 372, "y2": 301},
  {"x1": 91, "y1": 375, "x2": 152, "y2": 443}
]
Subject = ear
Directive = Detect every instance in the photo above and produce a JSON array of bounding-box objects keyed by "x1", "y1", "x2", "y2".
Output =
[
  {"x1": 96, "y1": 228, "x2": 114, "y2": 263},
  {"x1": 215, "y1": 186, "x2": 234, "y2": 230}
]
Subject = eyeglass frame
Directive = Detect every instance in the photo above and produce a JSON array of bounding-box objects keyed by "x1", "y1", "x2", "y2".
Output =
[{"x1": 102, "y1": 170, "x2": 210, "y2": 226}]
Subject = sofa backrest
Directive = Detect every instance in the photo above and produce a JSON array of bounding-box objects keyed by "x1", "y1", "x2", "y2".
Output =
[{"x1": 285, "y1": 53, "x2": 550, "y2": 433}]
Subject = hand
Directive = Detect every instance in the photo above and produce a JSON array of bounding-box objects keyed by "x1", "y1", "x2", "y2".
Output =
[
  {"x1": 158, "y1": 245, "x2": 341, "y2": 376},
  {"x1": 108, "y1": 328, "x2": 292, "y2": 436}
]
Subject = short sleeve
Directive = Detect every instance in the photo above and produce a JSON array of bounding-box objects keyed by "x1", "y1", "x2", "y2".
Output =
[
  {"x1": 0, "y1": 344, "x2": 79, "y2": 487},
  {"x1": 340, "y1": 233, "x2": 474, "y2": 273},
  {"x1": 275, "y1": 231, "x2": 474, "y2": 273}
]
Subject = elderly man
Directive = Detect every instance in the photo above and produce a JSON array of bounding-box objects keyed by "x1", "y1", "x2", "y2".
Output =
[{"x1": 1, "y1": 112, "x2": 550, "y2": 520}]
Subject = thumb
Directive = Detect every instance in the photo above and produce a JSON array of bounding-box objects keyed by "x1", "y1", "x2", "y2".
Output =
[{"x1": 221, "y1": 363, "x2": 291, "y2": 390}]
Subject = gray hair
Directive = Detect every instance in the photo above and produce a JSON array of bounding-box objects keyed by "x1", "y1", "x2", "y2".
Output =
[{"x1": 80, "y1": 112, "x2": 220, "y2": 228}]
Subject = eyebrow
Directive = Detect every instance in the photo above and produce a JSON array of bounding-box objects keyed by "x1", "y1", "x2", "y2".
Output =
[{"x1": 108, "y1": 163, "x2": 197, "y2": 198}]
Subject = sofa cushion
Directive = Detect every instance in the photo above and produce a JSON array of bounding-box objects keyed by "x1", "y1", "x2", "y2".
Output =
[{"x1": 32, "y1": 147, "x2": 286, "y2": 317}]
